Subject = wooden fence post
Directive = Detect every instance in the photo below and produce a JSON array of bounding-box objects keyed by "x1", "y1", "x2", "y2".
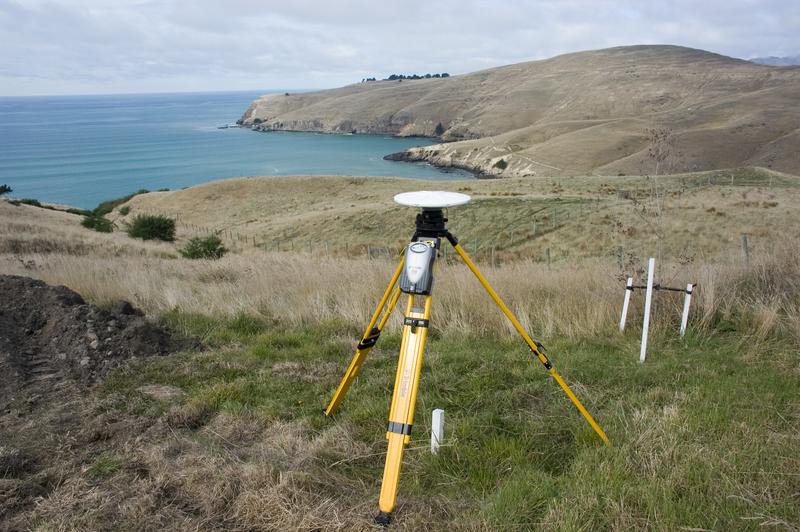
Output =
[{"x1": 740, "y1": 234, "x2": 749, "y2": 265}]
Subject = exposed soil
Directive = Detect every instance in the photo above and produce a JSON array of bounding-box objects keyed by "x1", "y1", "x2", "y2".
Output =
[
  {"x1": 0, "y1": 275, "x2": 184, "y2": 410},
  {"x1": 0, "y1": 275, "x2": 189, "y2": 525}
]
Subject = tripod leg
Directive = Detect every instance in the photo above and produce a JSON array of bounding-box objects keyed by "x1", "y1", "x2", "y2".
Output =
[
  {"x1": 377, "y1": 294, "x2": 432, "y2": 524},
  {"x1": 451, "y1": 242, "x2": 610, "y2": 446},
  {"x1": 324, "y1": 258, "x2": 404, "y2": 417}
]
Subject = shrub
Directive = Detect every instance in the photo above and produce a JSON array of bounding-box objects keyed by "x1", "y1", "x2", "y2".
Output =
[
  {"x1": 126, "y1": 214, "x2": 175, "y2": 241},
  {"x1": 180, "y1": 235, "x2": 227, "y2": 260},
  {"x1": 81, "y1": 215, "x2": 114, "y2": 233},
  {"x1": 118, "y1": 206, "x2": 130, "y2": 216},
  {"x1": 66, "y1": 208, "x2": 92, "y2": 216},
  {"x1": 0, "y1": 184, "x2": 11, "y2": 196},
  {"x1": 493, "y1": 159, "x2": 508, "y2": 170},
  {"x1": 18, "y1": 198, "x2": 42, "y2": 207},
  {"x1": 435, "y1": 122, "x2": 445, "y2": 136}
]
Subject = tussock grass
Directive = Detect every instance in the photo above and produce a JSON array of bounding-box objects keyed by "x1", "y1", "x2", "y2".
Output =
[{"x1": 4, "y1": 240, "x2": 799, "y2": 345}]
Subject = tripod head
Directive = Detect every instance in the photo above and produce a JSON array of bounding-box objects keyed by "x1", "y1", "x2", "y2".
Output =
[{"x1": 394, "y1": 191, "x2": 470, "y2": 241}]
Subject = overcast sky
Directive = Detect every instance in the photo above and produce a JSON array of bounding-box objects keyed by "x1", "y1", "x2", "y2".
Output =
[{"x1": 1, "y1": 0, "x2": 798, "y2": 96}]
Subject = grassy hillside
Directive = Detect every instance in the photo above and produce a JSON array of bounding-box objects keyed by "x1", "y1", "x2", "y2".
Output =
[
  {"x1": 1, "y1": 172, "x2": 799, "y2": 528},
  {"x1": 111, "y1": 167, "x2": 800, "y2": 264},
  {"x1": 240, "y1": 45, "x2": 800, "y2": 177}
]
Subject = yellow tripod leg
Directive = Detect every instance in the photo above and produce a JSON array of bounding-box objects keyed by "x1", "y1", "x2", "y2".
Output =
[
  {"x1": 324, "y1": 258, "x2": 404, "y2": 417},
  {"x1": 451, "y1": 243, "x2": 610, "y2": 446},
  {"x1": 376, "y1": 294, "x2": 432, "y2": 525}
]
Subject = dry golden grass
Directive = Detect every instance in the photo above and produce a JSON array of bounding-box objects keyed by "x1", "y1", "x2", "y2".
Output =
[
  {"x1": 108, "y1": 168, "x2": 800, "y2": 263},
  {"x1": 4, "y1": 195, "x2": 799, "y2": 343}
]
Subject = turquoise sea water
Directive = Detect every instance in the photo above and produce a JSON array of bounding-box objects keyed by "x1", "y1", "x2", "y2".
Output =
[{"x1": 0, "y1": 91, "x2": 470, "y2": 209}]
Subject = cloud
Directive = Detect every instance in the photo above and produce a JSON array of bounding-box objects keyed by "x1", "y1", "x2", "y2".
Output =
[{"x1": 0, "y1": 0, "x2": 798, "y2": 95}]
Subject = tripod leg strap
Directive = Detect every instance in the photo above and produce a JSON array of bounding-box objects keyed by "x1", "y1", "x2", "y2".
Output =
[{"x1": 451, "y1": 243, "x2": 610, "y2": 446}]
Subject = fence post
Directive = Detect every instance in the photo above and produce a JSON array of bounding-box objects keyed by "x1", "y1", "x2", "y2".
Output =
[
  {"x1": 620, "y1": 277, "x2": 633, "y2": 331},
  {"x1": 545, "y1": 247, "x2": 551, "y2": 269},
  {"x1": 680, "y1": 283, "x2": 694, "y2": 337},
  {"x1": 431, "y1": 409, "x2": 444, "y2": 454},
  {"x1": 740, "y1": 234, "x2": 749, "y2": 265},
  {"x1": 639, "y1": 258, "x2": 655, "y2": 363},
  {"x1": 491, "y1": 246, "x2": 496, "y2": 269}
]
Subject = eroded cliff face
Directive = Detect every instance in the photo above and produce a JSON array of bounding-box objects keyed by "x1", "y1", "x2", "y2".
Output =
[{"x1": 239, "y1": 45, "x2": 800, "y2": 178}]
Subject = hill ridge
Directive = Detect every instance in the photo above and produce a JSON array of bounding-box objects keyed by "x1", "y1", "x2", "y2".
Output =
[{"x1": 240, "y1": 45, "x2": 800, "y2": 177}]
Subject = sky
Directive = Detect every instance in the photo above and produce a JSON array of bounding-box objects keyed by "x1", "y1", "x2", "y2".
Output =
[{"x1": 1, "y1": 0, "x2": 799, "y2": 96}]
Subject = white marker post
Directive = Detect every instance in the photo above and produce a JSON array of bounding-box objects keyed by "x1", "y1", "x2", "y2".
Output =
[
  {"x1": 619, "y1": 277, "x2": 633, "y2": 331},
  {"x1": 680, "y1": 283, "x2": 694, "y2": 337},
  {"x1": 639, "y1": 258, "x2": 655, "y2": 363},
  {"x1": 431, "y1": 409, "x2": 445, "y2": 454}
]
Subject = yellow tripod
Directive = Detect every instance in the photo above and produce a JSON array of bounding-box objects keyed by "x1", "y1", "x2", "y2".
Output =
[{"x1": 324, "y1": 200, "x2": 609, "y2": 525}]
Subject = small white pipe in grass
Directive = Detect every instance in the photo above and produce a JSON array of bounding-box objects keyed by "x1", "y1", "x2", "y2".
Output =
[
  {"x1": 680, "y1": 283, "x2": 694, "y2": 337},
  {"x1": 639, "y1": 258, "x2": 655, "y2": 363},
  {"x1": 431, "y1": 409, "x2": 444, "y2": 454},
  {"x1": 619, "y1": 277, "x2": 633, "y2": 331}
]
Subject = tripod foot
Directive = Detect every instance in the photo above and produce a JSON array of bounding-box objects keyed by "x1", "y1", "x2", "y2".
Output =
[{"x1": 375, "y1": 511, "x2": 392, "y2": 527}]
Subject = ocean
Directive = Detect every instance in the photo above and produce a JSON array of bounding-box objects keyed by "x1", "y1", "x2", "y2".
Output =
[{"x1": 0, "y1": 91, "x2": 470, "y2": 209}]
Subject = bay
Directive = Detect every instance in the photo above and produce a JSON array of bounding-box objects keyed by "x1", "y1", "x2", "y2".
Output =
[{"x1": 0, "y1": 91, "x2": 470, "y2": 209}]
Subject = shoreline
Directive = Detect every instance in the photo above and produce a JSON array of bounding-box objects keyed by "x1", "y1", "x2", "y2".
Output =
[
  {"x1": 240, "y1": 124, "x2": 487, "y2": 179},
  {"x1": 383, "y1": 150, "x2": 495, "y2": 179}
]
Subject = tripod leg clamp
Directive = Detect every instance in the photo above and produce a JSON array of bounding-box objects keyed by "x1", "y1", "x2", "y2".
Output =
[
  {"x1": 357, "y1": 327, "x2": 381, "y2": 349},
  {"x1": 530, "y1": 343, "x2": 553, "y2": 369},
  {"x1": 386, "y1": 421, "x2": 413, "y2": 436},
  {"x1": 403, "y1": 317, "x2": 429, "y2": 328}
]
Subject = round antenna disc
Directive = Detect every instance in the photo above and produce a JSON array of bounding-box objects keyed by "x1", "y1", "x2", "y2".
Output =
[{"x1": 394, "y1": 191, "x2": 471, "y2": 209}]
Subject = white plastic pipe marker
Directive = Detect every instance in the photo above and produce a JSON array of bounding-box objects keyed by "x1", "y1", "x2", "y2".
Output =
[
  {"x1": 680, "y1": 283, "x2": 693, "y2": 337},
  {"x1": 619, "y1": 277, "x2": 633, "y2": 331},
  {"x1": 639, "y1": 258, "x2": 655, "y2": 363},
  {"x1": 431, "y1": 409, "x2": 444, "y2": 454}
]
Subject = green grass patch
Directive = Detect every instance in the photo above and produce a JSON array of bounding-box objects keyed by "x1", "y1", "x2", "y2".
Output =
[
  {"x1": 84, "y1": 453, "x2": 122, "y2": 479},
  {"x1": 102, "y1": 312, "x2": 800, "y2": 528}
]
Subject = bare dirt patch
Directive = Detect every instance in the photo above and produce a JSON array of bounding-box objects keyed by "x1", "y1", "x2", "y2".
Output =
[
  {"x1": 0, "y1": 274, "x2": 186, "y2": 410},
  {"x1": 0, "y1": 275, "x2": 192, "y2": 524}
]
